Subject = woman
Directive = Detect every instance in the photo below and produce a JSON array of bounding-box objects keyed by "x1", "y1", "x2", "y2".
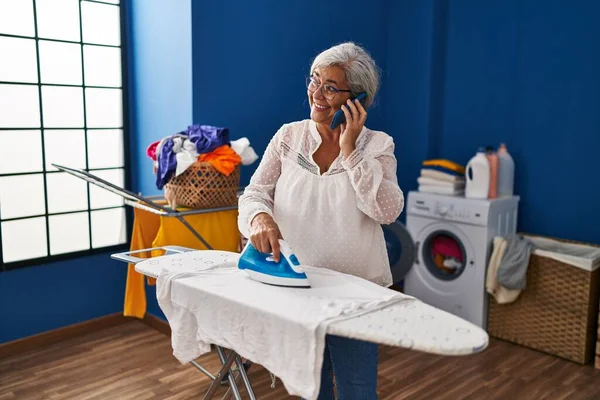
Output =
[{"x1": 237, "y1": 42, "x2": 404, "y2": 400}]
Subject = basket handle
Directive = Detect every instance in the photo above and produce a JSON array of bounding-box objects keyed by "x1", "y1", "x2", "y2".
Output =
[{"x1": 111, "y1": 245, "x2": 196, "y2": 264}]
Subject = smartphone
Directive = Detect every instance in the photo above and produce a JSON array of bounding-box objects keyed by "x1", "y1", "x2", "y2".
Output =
[{"x1": 330, "y1": 92, "x2": 368, "y2": 130}]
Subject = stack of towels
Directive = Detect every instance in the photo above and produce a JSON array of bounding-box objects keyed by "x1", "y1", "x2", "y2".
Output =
[{"x1": 417, "y1": 159, "x2": 466, "y2": 196}]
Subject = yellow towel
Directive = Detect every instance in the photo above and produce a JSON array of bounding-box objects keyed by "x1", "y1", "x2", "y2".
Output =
[
  {"x1": 422, "y1": 159, "x2": 465, "y2": 175},
  {"x1": 123, "y1": 207, "x2": 160, "y2": 319},
  {"x1": 123, "y1": 203, "x2": 240, "y2": 318}
]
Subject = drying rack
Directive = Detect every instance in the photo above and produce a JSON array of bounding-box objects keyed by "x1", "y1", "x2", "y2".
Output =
[
  {"x1": 52, "y1": 163, "x2": 241, "y2": 251},
  {"x1": 52, "y1": 163, "x2": 256, "y2": 400}
]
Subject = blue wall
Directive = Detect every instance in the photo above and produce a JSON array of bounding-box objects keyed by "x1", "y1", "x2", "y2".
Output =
[
  {"x1": 0, "y1": 253, "x2": 126, "y2": 343},
  {"x1": 191, "y1": 0, "x2": 388, "y2": 185},
  {"x1": 384, "y1": 0, "x2": 438, "y2": 223},
  {"x1": 426, "y1": 0, "x2": 600, "y2": 244}
]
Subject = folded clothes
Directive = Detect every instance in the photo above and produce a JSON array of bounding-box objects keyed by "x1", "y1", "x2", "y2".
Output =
[
  {"x1": 420, "y1": 169, "x2": 466, "y2": 183},
  {"x1": 417, "y1": 176, "x2": 465, "y2": 188},
  {"x1": 422, "y1": 165, "x2": 464, "y2": 177},
  {"x1": 198, "y1": 145, "x2": 242, "y2": 176},
  {"x1": 422, "y1": 159, "x2": 465, "y2": 175},
  {"x1": 418, "y1": 184, "x2": 464, "y2": 196}
]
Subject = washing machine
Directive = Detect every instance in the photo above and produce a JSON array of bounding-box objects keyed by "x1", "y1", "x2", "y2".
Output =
[{"x1": 391, "y1": 191, "x2": 520, "y2": 329}]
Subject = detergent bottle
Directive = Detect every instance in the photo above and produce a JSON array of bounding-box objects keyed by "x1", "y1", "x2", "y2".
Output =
[
  {"x1": 485, "y1": 146, "x2": 498, "y2": 199},
  {"x1": 497, "y1": 143, "x2": 515, "y2": 197},
  {"x1": 465, "y1": 148, "x2": 490, "y2": 199}
]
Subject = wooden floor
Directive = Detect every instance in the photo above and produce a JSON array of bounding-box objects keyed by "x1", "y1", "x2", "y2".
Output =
[{"x1": 1, "y1": 321, "x2": 600, "y2": 400}]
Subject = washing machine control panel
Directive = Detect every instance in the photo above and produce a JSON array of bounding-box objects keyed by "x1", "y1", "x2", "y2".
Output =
[
  {"x1": 407, "y1": 192, "x2": 491, "y2": 226},
  {"x1": 436, "y1": 204, "x2": 470, "y2": 219}
]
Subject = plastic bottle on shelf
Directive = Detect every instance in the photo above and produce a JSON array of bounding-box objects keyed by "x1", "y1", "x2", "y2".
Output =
[
  {"x1": 497, "y1": 143, "x2": 515, "y2": 197},
  {"x1": 485, "y1": 146, "x2": 498, "y2": 199},
  {"x1": 465, "y1": 147, "x2": 490, "y2": 199}
]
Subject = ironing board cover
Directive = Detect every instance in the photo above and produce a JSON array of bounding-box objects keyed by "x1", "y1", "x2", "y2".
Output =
[{"x1": 136, "y1": 251, "x2": 488, "y2": 356}]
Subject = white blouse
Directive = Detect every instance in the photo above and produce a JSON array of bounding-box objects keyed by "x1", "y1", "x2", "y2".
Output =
[{"x1": 237, "y1": 119, "x2": 404, "y2": 287}]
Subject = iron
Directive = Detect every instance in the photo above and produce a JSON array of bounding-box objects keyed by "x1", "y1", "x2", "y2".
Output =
[{"x1": 238, "y1": 239, "x2": 311, "y2": 288}]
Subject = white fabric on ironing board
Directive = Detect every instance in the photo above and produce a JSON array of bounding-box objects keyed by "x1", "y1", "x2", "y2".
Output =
[
  {"x1": 136, "y1": 251, "x2": 489, "y2": 356},
  {"x1": 156, "y1": 264, "x2": 408, "y2": 400}
]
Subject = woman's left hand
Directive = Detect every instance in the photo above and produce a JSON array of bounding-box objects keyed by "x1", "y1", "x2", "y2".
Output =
[{"x1": 339, "y1": 98, "x2": 367, "y2": 158}]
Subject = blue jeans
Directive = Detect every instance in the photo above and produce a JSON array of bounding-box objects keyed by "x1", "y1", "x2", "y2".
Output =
[{"x1": 306, "y1": 335, "x2": 379, "y2": 400}]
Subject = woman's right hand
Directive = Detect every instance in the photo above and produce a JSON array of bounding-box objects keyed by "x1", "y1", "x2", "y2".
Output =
[{"x1": 249, "y1": 213, "x2": 283, "y2": 262}]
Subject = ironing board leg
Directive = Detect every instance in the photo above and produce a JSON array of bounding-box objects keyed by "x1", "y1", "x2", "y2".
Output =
[
  {"x1": 203, "y1": 347, "x2": 237, "y2": 400},
  {"x1": 235, "y1": 355, "x2": 257, "y2": 400},
  {"x1": 190, "y1": 360, "x2": 217, "y2": 380},
  {"x1": 221, "y1": 370, "x2": 241, "y2": 400},
  {"x1": 216, "y1": 347, "x2": 243, "y2": 400},
  {"x1": 221, "y1": 356, "x2": 256, "y2": 400}
]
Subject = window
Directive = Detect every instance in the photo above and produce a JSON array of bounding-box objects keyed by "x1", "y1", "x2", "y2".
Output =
[{"x1": 0, "y1": 0, "x2": 130, "y2": 269}]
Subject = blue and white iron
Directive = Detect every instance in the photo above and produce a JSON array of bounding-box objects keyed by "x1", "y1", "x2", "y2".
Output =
[{"x1": 238, "y1": 239, "x2": 311, "y2": 288}]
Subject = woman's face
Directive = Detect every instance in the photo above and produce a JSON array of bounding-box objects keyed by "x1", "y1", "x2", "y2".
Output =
[{"x1": 307, "y1": 66, "x2": 353, "y2": 127}]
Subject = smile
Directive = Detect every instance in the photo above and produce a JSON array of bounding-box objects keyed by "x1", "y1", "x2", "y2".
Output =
[{"x1": 314, "y1": 103, "x2": 330, "y2": 111}]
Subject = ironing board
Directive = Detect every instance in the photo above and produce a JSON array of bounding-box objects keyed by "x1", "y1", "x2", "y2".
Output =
[
  {"x1": 113, "y1": 247, "x2": 489, "y2": 400},
  {"x1": 54, "y1": 163, "x2": 489, "y2": 399},
  {"x1": 121, "y1": 248, "x2": 489, "y2": 356}
]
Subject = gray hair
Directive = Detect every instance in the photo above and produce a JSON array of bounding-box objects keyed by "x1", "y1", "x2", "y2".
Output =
[{"x1": 310, "y1": 42, "x2": 380, "y2": 108}]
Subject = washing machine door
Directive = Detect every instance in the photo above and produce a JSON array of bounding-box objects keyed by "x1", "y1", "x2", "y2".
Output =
[
  {"x1": 416, "y1": 224, "x2": 474, "y2": 282},
  {"x1": 382, "y1": 220, "x2": 415, "y2": 284}
]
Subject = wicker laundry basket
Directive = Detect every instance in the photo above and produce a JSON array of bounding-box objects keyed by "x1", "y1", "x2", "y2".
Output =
[
  {"x1": 164, "y1": 161, "x2": 240, "y2": 209},
  {"x1": 487, "y1": 234, "x2": 600, "y2": 364}
]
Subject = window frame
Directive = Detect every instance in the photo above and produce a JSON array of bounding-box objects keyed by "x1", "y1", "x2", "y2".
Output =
[{"x1": 0, "y1": 0, "x2": 133, "y2": 272}]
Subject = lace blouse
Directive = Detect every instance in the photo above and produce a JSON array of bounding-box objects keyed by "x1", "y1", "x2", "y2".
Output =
[{"x1": 237, "y1": 119, "x2": 404, "y2": 286}]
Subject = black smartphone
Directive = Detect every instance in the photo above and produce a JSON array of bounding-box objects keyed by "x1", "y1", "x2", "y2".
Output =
[{"x1": 330, "y1": 92, "x2": 368, "y2": 130}]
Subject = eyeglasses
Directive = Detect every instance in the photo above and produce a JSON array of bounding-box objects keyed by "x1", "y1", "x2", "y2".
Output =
[{"x1": 306, "y1": 76, "x2": 353, "y2": 101}]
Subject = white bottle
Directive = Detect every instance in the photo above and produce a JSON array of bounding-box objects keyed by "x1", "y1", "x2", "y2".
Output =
[
  {"x1": 465, "y1": 148, "x2": 490, "y2": 199},
  {"x1": 497, "y1": 143, "x2": 515, "y2": 197}
]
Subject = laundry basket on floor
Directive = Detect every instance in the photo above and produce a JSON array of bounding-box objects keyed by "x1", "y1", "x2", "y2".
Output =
[{"x1": 487, "y1": 234, "x2": 600, "y2": 364}]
